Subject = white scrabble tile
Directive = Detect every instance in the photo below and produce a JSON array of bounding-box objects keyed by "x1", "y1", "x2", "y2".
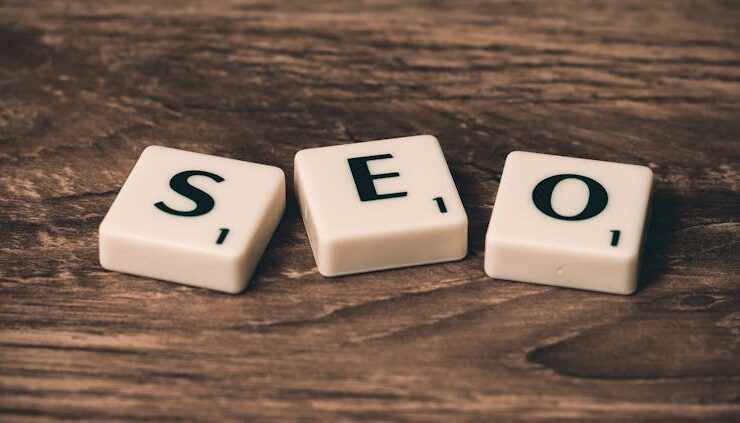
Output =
[
  {"x1": 484, "y1": 151, "x2": 653, "y2": 295},
  {"x1": 99, "y1": 146, "x2": 285, "y2": 293},
  {"x1": 295, "y1": 135, "x2": 467, "y2": 276}
]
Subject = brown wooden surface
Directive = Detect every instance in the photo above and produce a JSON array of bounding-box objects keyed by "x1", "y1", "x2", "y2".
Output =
[{"x1": 1, "y1": 1, "x2": 739, "y2": 421}]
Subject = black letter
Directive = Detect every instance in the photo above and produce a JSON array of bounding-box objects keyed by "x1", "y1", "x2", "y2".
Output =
[
  {"x1": 532, "y1": 174, "x2": 608, "y2": 221},
  {"x1": 154, "y1": 170, "x2": 224, "y2": 217},
  {"x1": 347, "y1": 154, "x2": 407, "y2": 202}
]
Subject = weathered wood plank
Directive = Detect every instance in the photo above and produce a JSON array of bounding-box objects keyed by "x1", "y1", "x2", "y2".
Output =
[{"x1": 1, "y1": 0, "x2": 739, "y2": 421}]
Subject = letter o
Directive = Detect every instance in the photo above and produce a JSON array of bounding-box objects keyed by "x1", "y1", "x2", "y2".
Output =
[{"x1": 532, "y1": 174, "x2": 608, "y2": 221}]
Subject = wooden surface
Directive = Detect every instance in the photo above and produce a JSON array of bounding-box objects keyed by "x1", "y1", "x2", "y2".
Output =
[{"x1": 1, "y1": 0, "x2": 739, "y2": 421}]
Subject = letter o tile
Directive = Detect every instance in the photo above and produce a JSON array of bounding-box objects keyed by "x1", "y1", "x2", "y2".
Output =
[{"x1": 484, "y1": 151, "x2": 653, "y2": 294}]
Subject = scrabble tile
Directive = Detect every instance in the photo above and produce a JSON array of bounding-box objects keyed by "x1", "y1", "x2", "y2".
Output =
[
  {"x1": 484, "y1": 151, "x2": 653, "y2": 295},
  {"x1": 295, "y1": 135, "x2": 467, "y2": 276},
  {"x1": 99, "y1": 146, "x2": 285, "y2": 293}
]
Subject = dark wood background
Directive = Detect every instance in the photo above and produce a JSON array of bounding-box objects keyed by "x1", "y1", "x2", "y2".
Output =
[{"x1": 1, "y1": 0, "x2": 738, "y2": 421}]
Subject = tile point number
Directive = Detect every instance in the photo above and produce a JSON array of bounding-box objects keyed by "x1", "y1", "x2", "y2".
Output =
[
  {"x1": 610, "y1": 230, "x2": 620, "y2": 246},
  {"x1": 434, "y1": 197, "x2": 447, "y2": 213},
  {"x1": 216, "y1": 228, "x2": 230, "y2": 245}
]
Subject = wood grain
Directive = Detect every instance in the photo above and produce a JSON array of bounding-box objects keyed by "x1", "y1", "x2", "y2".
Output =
[{"x1": 1, "y1": 0, "x2": 739, "y2": 421}]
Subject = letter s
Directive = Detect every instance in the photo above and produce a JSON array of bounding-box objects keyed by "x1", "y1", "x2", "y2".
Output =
[{"x1": 154, "y1": 170, "x2": 224, "y2": 217}]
